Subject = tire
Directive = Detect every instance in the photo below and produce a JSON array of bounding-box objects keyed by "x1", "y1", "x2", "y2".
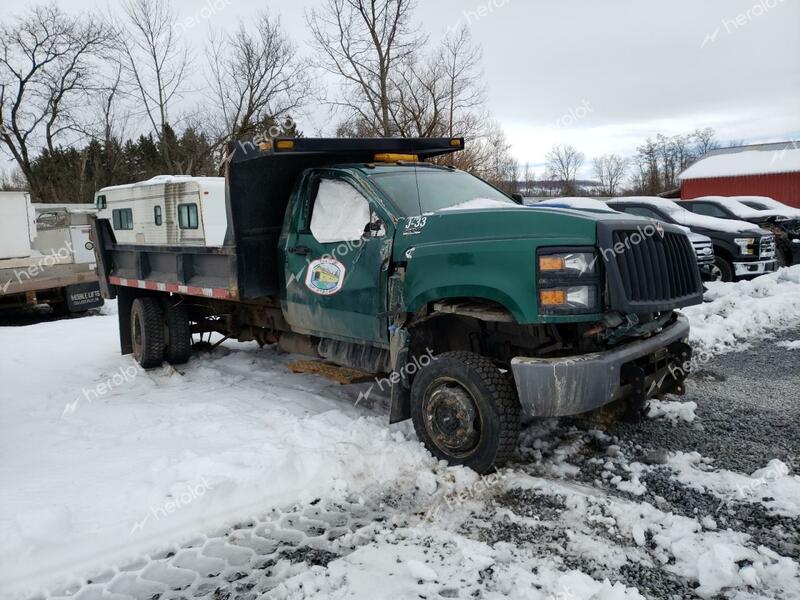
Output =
[
  {"x1": 161, "y1": 300, "x2": 192, "y2": 365},
  {"x1": 131, "y1": 297, "x2": 164, "y2": 369},
  {"x1": 713, "y1": 256, "x2": 734, "y2": 282},
  {"x1": 410, "y1": 351, "x2": 521, "y2": 473},
  {"x1": 777, "y1": 246, "x2": 791, "y2": 268},
  {"x1": 704, "y1": 264, "x2": 723, "y2": 282}
]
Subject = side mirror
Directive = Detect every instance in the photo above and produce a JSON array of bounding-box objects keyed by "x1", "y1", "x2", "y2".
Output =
[
  {"x1": 365, "y1": 217, "x2": 385, "y2": 237},
  {"x1": 511, "y1": 193, "x2": 524, "y2": 205}
]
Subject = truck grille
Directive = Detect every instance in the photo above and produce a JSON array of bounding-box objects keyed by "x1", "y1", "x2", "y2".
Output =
[
  {"x1": 759, "y1": 235, "x2": 776, "y2": 260},
  {"x1": 691, "y1": 239, "x2": 715, "y2": 265},
  {"x1": 608, "y1": 229, "x2": 703, "y2": 308}
]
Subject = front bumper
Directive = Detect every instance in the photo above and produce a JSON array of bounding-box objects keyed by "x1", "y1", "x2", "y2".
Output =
[
  {"x1": 510, "y1": 315, "x2": 691, "y2": 418},
  {"x1": 733, "y1": 259, "x2": 777, "y2": 277}
]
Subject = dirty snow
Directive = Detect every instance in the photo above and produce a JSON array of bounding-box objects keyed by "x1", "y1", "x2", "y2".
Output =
[
  {"x1": 0, "y1": 308, "x2": 435, "y2": 595},
  {"x1": 682, "y1": 265, "x2": 800, "y2": 354},
  {"x1": 777, "y1": 339, "x2": 800, "y2": 350},
  {"x1": 647, "y1": 400, "x2": 698, "y2": 424},
  {"x1": 667, "y1": 453, "x2": 800, "y2": 518},
  {"x1": 2, "y1": 267, "x2": 800, "y2": 598}
]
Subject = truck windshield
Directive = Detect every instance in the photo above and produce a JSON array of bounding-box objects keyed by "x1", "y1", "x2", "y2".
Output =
[{"x1": 369, "y1": 168, "x2": 515, "y2": 216}]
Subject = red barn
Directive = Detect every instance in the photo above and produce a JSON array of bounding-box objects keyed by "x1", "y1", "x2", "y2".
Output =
[{"x1": 679, "y1": 142, "x2": 800, "y2": 208}]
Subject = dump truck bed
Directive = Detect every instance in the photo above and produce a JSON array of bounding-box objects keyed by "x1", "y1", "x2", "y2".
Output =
[{"x1": 94, "y1": 137, "x2": 463, "y2": 302}]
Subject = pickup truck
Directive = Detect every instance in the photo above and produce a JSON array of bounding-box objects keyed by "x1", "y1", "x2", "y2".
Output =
[
  {"x1": 606, "y1": 197, "x2": 777, "y2": 282},
  {"x1": 92, "y1": 138, "x2": 703, "y2": 472},
  {"x1": 681, "y1": 196, "x2": 800, "y2": 267},
  {"x1": 1, "y1": 193, "x2": 103, "y2": 314}
]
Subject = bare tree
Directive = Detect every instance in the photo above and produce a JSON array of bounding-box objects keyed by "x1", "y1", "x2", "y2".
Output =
[
  {"x1": 437, "y1": 25, "x2": 484, "y2": 139},
  {"x1": 0, "y1": 4, "x2": 109, "y2": 200},
  {"x1": 593, "y1": 154, "x2": 628, "y2": 197},
  {"x1": 206, "y1": 11, "x2": 311, "y2": 152},
  {"x1": 692, "y1": 127, "x2": 719, "y2": 156},
  {"x1": 389, "y1": 25, "x2": 484, "y2": 139},
  {"x1": 307, "y1": 0, "x2": 424, "y2": 136},
  {"x1": 522, "y1": 162, "x2": 534, "y2": 195},
  {"x1": 116, "y1": 0, "x2": 189, "y2": 170},
  {"x1": 546, "y1": 144, "x2": 585, "y2": 193}
]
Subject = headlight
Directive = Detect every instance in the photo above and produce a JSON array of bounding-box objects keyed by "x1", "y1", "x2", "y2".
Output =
[
  {"x1": 538, "y1": 251, "x2": 597, "y2": 276},
  {"x1": 537, "y1": 247, "x2": 601, "y2": 314},
  {"x1": 734, "y1": 237, "x2": 755, "y2": 255},
  {"x1": 540, "y1": 285, "x2": 598, "y2": 312}
]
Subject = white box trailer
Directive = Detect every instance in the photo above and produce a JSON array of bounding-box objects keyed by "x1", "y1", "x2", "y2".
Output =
[
  {"x1": 94, "y1": 176, "x2": 227, "y2": 246},
  {"x1": 0, "y1": 192, "x2": 37, "y2": 259}
]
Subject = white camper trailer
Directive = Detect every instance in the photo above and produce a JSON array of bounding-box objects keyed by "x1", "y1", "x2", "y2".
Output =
[{"x1": 95, "y1": 176, "x2": 227, "y2": 246}]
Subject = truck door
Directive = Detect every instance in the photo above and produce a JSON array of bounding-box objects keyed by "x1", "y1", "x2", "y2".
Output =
[{"x1": 282, "y1": 171, "x2": 393, "y2": 345}]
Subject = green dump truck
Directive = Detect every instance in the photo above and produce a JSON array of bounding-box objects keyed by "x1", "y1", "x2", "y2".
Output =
[{"x1": 92, "y1": 138, "x2": 703, "y2": 472}]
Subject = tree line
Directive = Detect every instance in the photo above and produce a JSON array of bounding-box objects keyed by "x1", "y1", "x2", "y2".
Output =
[
  {"x1": 0, "y1": 0, "x2": 517, "y2": 203},
  {"x1": 537, "y1": 127, "x2": 723, "y2": 198}
]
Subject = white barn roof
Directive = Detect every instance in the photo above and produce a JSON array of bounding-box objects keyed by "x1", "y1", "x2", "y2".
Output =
[{"x1": 679, "y1": 148, "x2": 800, "y2": 180}]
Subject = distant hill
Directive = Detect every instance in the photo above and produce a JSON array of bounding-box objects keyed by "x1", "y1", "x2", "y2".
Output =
[{"x1": 512, "y1": 179, "x2": 604, "y2": 196}]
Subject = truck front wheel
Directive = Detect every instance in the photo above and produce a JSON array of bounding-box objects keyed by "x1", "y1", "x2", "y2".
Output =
[
  {"x1": 410, "y1": 351, "x2": 521, "y2": 473},
  {"x1": 131, "y1": 298, "x2": 165, "y2": 369},
  {"x1": 713, "y1": 256, "x2": 734, "y2": 282}
]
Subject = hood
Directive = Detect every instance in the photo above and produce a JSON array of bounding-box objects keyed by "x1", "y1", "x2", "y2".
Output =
[
  {"x1": 392, "y1": 205, "x2": 609, "y2": 259},
  {"x1": 669, "y1": 211, "x2": 763, "y2": 235}
]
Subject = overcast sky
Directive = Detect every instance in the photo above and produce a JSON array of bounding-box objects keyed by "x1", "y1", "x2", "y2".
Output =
[{"x1": 15, "y1": 0, "x2": 800, "y2": 178}]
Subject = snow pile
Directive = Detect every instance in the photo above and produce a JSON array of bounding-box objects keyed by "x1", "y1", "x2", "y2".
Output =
[
  {"x1": 437, "y1": 198, "x2": 516, "y2": 212},
  {"x1": 777, "y1": 340, "x2": 800, "y2": 350},
  {"x1": 682, "y1": 265, "x2": 800, "y2": 354},
  {"x1": 271, "y1": 524, "x2": 647, "y2": 600},
  {"x1": 604, "y1": 492, "x2": 799, "y2": 599},
  {"x1": 667, "y1": 453, "x2": 800, "y2": 517},
  {"x1": 647, "y1": 400, "x2": 698, "y2": 424},
  {"x1": 0, "y1": 312, "x2": 436, "y2": 594},
  {"x1": 534, "y1": 197, "x2": 618, "y2": 213}
]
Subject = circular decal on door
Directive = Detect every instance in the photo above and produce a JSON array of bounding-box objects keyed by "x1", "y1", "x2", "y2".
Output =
[{"x1": 305, "y1": 257, "x2": 346, "y2": 295}]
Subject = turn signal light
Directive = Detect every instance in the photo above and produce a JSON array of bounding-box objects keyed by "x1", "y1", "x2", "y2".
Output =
[
  {"x1": 540, "y1": 290, "x2": 566, "y2": 306},
  {"x1": 275, "y1": 140, "x2": 295, "y2": 150},
  {"x1": 539, "y1": 256, "x2": 565, "y2": 271}
]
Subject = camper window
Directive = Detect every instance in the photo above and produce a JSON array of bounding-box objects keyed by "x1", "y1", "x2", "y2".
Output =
[
  {"x1": 178, "y1": 203, "x2": 199, "y2": 229},
  {"x1": 112, "y1": 208, "x2": 133, "y2": 230},
  {"x1": 154, "y1": 205, "x2": 163, "y2": 226},
  {"x1": 96, "y1": 195, "x2": 107, "y2": 210}
]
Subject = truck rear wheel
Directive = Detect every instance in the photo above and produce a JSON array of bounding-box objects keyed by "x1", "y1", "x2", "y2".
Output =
[
  {"x1": 410, "y1": 351, "x2": 521, "y2": 473},
  {"x1": 161, "y1": 300, "x2": 192, "y2": 365},
  {"x1": 131, "y1": 298, "x2": 164, "y2": 369}
]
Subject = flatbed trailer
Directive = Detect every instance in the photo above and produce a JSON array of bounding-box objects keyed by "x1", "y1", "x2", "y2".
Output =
[{"x1": 93, "y1": 137, "x2": 703, "y2": 473}]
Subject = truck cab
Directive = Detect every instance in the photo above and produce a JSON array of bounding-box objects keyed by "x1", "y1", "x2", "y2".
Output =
[{"x1": 93, "y1": 138, "x2": 703, "y2": 472}]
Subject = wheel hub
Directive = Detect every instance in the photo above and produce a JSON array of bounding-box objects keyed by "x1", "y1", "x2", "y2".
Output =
[{"x1": 424, "y1": 382, "x2": 479, "y2": 455}]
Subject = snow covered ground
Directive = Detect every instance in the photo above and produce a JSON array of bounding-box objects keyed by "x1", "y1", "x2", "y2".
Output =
[{"x1": 1, "y1": 266, "x2": 800, "y2": 599}]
